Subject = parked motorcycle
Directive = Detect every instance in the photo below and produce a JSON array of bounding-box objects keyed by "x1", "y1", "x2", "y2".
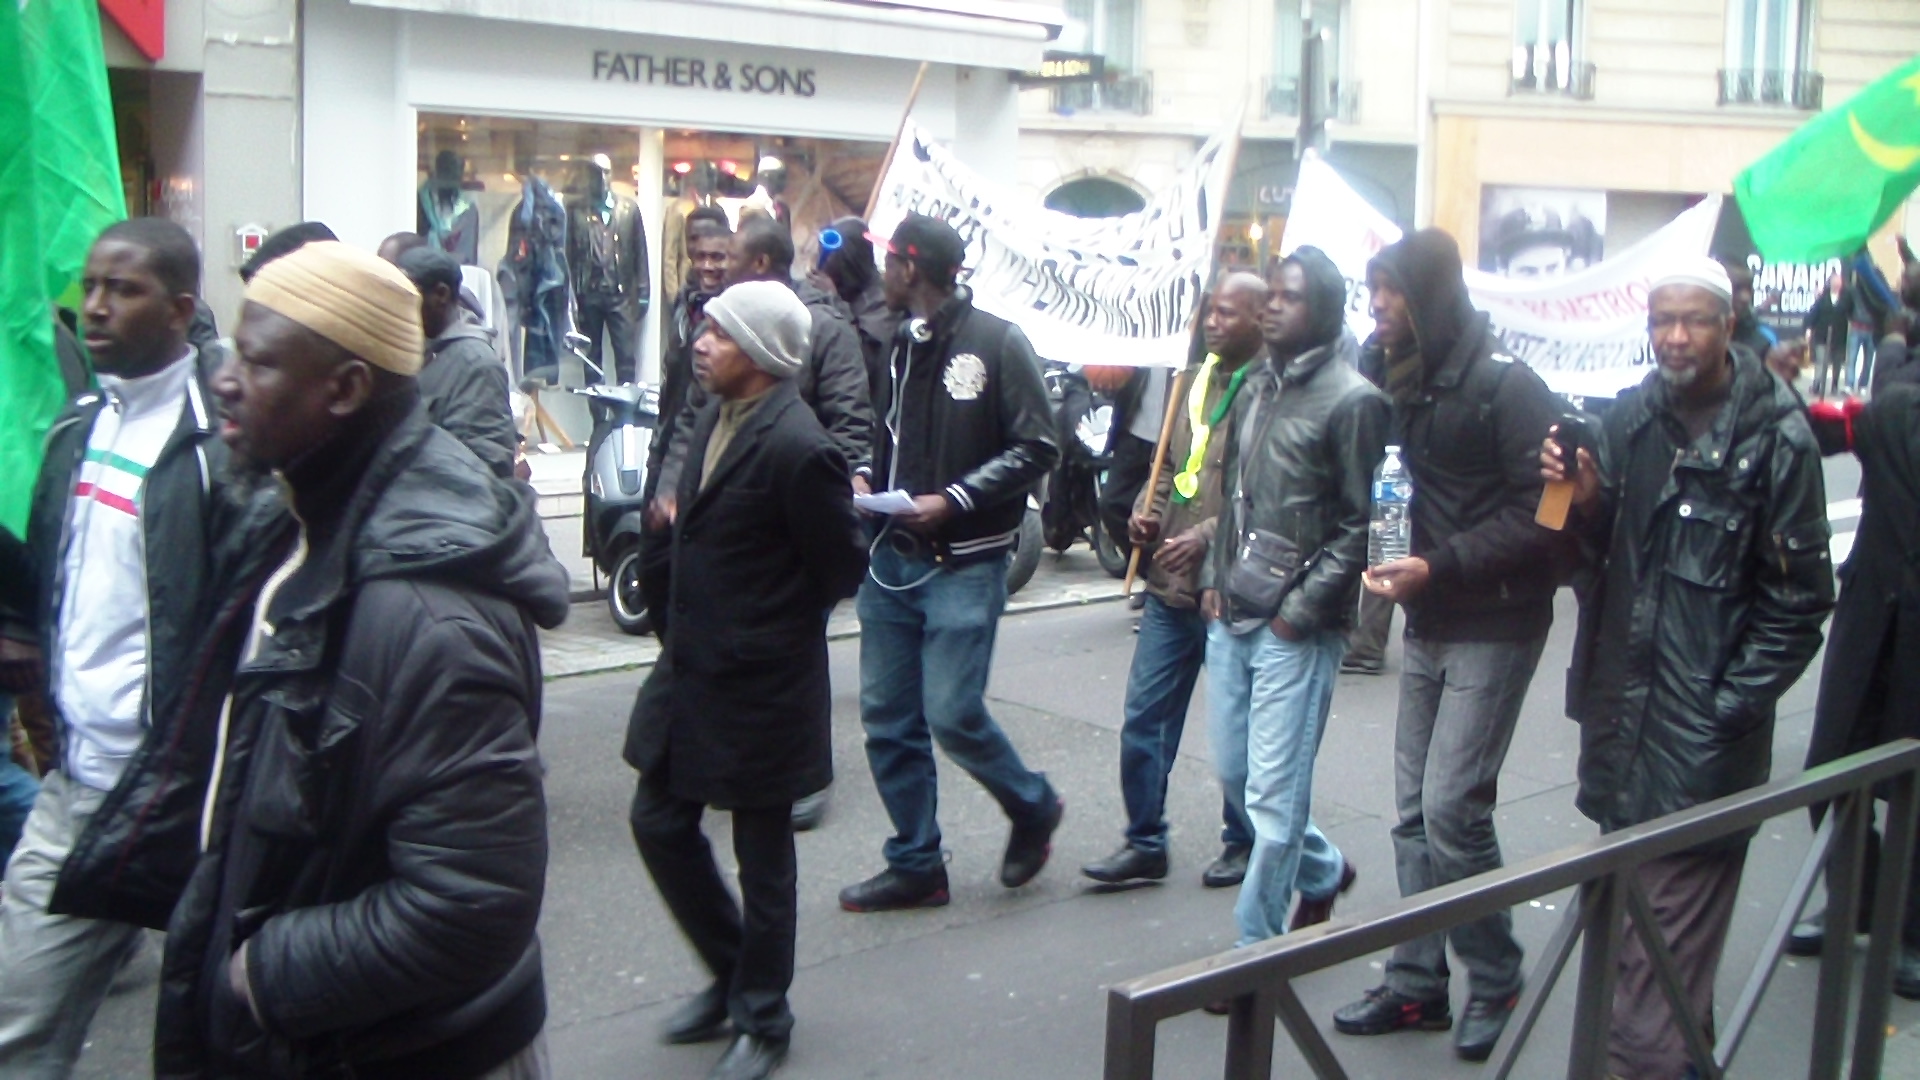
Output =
[
  {"x1": 1040, "y1": 362, "x2": 1128, "y2": 578},
  {"x1": 567, "y1": 359, "x2": 660, "y2": 635}
]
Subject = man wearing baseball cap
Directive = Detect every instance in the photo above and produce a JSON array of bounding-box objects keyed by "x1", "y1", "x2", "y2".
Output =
[
  {"x1": 1540, "y1": 254, "x2": 1832, "y2": 1077},
  {"x1": 839, "y1": 213, "x2": 1063, "y2": 913},
  {"x1": 157, "y1": 241, "x2": 569, "y2": 1079},
  {"x1": 626, "y1": 280, "x2": 866, "y2": 1080}
]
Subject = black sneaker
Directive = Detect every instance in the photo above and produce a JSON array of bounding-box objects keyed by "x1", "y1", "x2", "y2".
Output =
[
  {"x1": 1001, "y1": 794, "x2": 1064, "y2": 888},
  {"x1": 1081, "y1": 844, "x2": 1169, "y2": 884},
  {"x1": 1332, "y1": 985, "x2": 1451, "y2": 1036},
  {"x1": 1786, "y1": 912, "x2": 1826, "y2": 957},
  {"x1": 839, "y1": 866, "x2": 950, "y2": 913},
  {"x1": 1454, "y1": 992, "x2": 1518, "y2": 1062},
  {"x1": 1201, "y1": 843, "x2": 1251, "y2": 889}
]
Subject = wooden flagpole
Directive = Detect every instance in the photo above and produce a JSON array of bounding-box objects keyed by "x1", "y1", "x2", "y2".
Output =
[
  {"x1": 864, "y1": 61, "x2": 931, "y2": 221},
  {"x1": 1121, "y1": 103, "x2": 1250, "y2": 600}
]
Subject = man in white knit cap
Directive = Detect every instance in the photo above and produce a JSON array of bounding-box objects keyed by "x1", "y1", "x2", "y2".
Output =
[
  {"x1": 624, "y1": 281, "x2": 867, "y2": 1080},
  {"x1": 1541, "y1": 253, "x2": 1832, "y2": 1078}
]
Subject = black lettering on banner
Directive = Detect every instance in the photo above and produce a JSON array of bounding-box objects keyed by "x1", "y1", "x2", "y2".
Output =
[
  {"x1": 714, "y1": 62, "x2": 732, "y2": 90},
  {"x1": 737, "y1": 64, "x2": 755, "y2": 92},
  {"x1": 755, "y1": 65, "x2": 781, "y2": 93},
  {"x1": 593, "y1": 50, "x2": 610, "y2": 80},
  {"x1": 796, "y1": 70, "x2": 816, "y2": 97}
]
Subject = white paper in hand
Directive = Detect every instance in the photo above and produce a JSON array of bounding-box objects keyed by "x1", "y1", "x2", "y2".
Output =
[{"x1": 853, "y1": 489, "x2": 920, "y2": 515}]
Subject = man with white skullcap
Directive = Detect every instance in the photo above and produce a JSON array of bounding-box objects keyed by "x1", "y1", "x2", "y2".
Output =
[
  {"x1": 156, "y1": 240, "x2": 571, "y2": 1079},
  {"x1": 624, "y1": 281, "x2": 866, "y2": 1080},
  {"x1": 1541, "y1": 253, "x2": 1834, "y2": 1078}
]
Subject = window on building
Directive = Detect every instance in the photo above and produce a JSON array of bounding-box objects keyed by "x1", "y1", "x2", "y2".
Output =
[
  {"x1": 1270, "y1": 0, "x2": 1344, "y2": 118},
  {"x1": 1721, "y1": 0, "x2": 1819, "y2": 107},
  {"x1": 1511, "y1": 0, "x2": 1590, "y2": 98},
  {"x1": 1063, "y1": 0, "x2": 1140, "y2": 74}
]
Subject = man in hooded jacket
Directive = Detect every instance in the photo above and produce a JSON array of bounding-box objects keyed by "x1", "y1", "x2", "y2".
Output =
[
  {"x1": 156, "y1": 241, "x2": 569, "y2": 1080},
  {"x1": 1197, "y1": 248, "x2": 1387, "y2": 951},
  {"x1": 1332, "y1": 229, "x2": 1561, "y2": 1062},
  {"x1": 394, "y1": 246, "x2": 517, "y2": 478}
]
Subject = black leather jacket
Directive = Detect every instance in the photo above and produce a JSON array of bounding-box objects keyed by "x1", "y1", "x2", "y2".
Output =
[
  {"x1": 868, "y1": 287, "x2": 1059, "y2": 558},
  {"x1": 1566, "y1": 352, "x2": 1833, "y2": 833},
  {"x1": 1201, "y1": 332, "x2": 1390, "y2": 633}
]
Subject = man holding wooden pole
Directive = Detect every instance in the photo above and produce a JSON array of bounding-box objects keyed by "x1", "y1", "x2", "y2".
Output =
[{"x1": 1081, "y1": 274, "x2": 1268, "y2": 888}]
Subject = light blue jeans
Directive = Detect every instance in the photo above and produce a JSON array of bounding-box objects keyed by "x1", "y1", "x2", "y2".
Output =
[{"x1": 1205, "y1": 621, "x2": 1346, "y2": 946}]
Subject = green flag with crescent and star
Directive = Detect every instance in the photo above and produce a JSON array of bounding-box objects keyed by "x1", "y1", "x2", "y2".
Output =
[
  {"x1": 0, "y1": 0, "x2": 125, "y2": 535},
  {"x1": 1735, "y1": 57, "x2": 1920, "y2": 263}
]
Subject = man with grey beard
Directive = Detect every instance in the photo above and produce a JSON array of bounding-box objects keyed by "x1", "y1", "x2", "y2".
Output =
[{"x1": 1542, "y1": 257, "x2": 1833, "y2": 1078}]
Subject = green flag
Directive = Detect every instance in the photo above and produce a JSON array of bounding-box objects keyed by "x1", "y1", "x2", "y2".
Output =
[
  {"x1": 0, "y1": 0, "x2": 125, "y2": 535},
  {"x1": 1735, "y1": 57, "x2": 1920, "y2": 263}
]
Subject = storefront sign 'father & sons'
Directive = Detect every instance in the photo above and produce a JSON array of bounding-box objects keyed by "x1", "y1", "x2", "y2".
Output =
[{"x1": 592, "y1": 51, "x2": 817, "y2": 97}]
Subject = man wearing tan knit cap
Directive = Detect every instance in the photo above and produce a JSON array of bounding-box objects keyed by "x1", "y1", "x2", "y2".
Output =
[{"x1": 157, "y1": 240, "x2": 569, "y2": 1079}]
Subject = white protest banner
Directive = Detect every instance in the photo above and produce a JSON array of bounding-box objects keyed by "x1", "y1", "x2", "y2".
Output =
[
  {"x1": 1282, "y1": 153, "x2": 1724, "y2": 399},
  {"x1": 868, "y1": 121, "x2": 1235, "y2": 368}
]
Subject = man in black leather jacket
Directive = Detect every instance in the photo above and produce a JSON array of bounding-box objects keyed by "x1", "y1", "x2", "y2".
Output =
[
  {"x1": 1332, "y1": 229, "x2": 1560, "y2": 1063},
  {"x1": 156, "y1": 242, "x2": 568, "y2": 1080},
  {"x1": 1196, "y1": 248, "x2": 1387, "y2": 954},
  {"x1": 839, "y1": 214, "x2": 1062, "y2": 913},
  {"x1": 1543, "y1": 259, "x2": 1831, "y2": 1078}
]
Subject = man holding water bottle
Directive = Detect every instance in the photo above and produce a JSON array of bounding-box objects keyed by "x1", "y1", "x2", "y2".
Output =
[{"x1": 1331, "y1": 229, "x2": 1561, "y2": 1063}]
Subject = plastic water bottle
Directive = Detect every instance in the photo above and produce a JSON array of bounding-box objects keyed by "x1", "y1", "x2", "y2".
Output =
[{"x1": 1369, "y1": 446, "x2": 1412, "y2": 567}]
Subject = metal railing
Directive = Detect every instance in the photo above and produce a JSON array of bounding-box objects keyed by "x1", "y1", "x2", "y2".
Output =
[
  {"x1": 1103, "y1": 739, "x2": 1920, "y2": 1080},
  {"x1": 1052, "y1": 73, "x2": 1154, "y2": 117},
  {"x1": 1259, "y1": 77, "x2": 1361, "y2": 124},
  {"x1": 1719, "y1": 68, "x2": 1825, "y2": 110},
  {"x1": 1509, "y1": 50, "x2": 1597, "y2": 100}
]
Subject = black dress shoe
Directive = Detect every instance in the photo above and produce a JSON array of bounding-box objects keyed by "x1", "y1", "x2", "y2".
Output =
[
  {"x1": 1896, "y1": 946, "x2": 1920, "y2": 1001},
  {"x1": 1202, "y1": 843, "x2": 1251, "y2": 889},
  {"x1": 1454, "y1": 992, "x2": 1518, "y2": 1062},
  {"x1": 791, "y1": 787, "x2": 830, "y2": 832},
  {"x1": 706, "y1": 1032, "x2": 789, "y2": 1080},
  {"x1": 1787, "y1": 913, "x2": 1826, "y2": 957},
  {"x1": 1289, "y1": 859, "x2": 1357, "y2": 931},
  {"x1": 1001, "y1": 795, "x2": 1064, "y2": 888},
  {"x1": 664, "y1": 983, "x2": 731, "y2": 1045},
  {"x1": 839, "y1": 866, "x2": 950, "y2": 913},
  {"x1": 1081, "y1": 844, "x2": 1169, "y2": 884}
]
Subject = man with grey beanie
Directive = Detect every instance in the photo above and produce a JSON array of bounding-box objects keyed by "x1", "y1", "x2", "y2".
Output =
[{"x1": 624, "y1": 281, "x2": 868, "y2": 1080}]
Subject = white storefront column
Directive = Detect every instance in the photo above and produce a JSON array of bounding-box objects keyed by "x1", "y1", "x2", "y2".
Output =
[{"x1": 637, "y1": 126, "x2": 665, "y2": 384}]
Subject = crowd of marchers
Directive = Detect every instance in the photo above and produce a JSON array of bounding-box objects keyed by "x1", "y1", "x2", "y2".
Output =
[{"x1": 0, "y1": 203, "x2": 1917, "y2": 1080}]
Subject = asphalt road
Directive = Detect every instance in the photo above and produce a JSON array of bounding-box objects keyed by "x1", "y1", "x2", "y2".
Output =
[{"x1": 78, "y1": 452, "x2": 1920, "y2": 1079}]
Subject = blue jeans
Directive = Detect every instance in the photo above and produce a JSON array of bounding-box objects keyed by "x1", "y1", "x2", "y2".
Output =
[
  {"x1": 1119, "y1": 596, "x2": 1252, "y2": 854},
  {"x1": 1845, "y1": 325, "x2": 1876, "y2": 392},
  {"x1": 1205, "y1": 622, "x2": 1346, "y2": 946},
  {"x1": 0, "y1": 696, "x2": 34, "y2": 863},
  {"x1": 857, "y1": 546, "x2": 1054, "y2": 875}
]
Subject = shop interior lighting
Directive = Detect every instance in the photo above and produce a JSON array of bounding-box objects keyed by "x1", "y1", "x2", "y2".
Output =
[{"x1": 1248, "y1": 223, "x2": 1264, "y2": 241}]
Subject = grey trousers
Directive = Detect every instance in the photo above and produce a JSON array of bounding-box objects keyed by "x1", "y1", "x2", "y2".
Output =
[
  {"x1": 1385, "y1": 634, "x2": 1545, "y2": 1002},
  {"x1": 1609, "y1": 847, "x2": 1747, "y2": 1080},
  {"x1": 0, "y1": 771, "x2": 144, "y2": 1079},
  {"x1": 1342, "y1": 589, "x2": 1395, "y2": 667}
]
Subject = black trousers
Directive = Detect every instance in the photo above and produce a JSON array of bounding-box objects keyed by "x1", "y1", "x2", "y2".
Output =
[
  {"x1": 577, "y1": 291, "x2": 638, "y2": 384},
  {"x1": 630, "y1": 774, "x2": 798, "y2": 1040},
  {"x1": 1101, "y1": 432, "x2": 1155, "y2": 562}
]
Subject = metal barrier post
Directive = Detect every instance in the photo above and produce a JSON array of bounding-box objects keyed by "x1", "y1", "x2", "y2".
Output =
[
  {"x1": 1223, "y1": 986, "x2": 1277, "y2": 1080},
  {"x1": 1851, "y1": 770, "x2": 1919, "y2": 1079},
  {"x1": 1567, "y1": 873, "x2": 1622, "y2": 1080},
  {"x1": 1103, "y1": 986, "x2": 1155, "y2": 1080},
  {"x1": 1810, "y1": 791, "x2": 1868, "y2": 1080}
]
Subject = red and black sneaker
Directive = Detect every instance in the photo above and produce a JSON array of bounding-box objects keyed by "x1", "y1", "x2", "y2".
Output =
[{"x1": 1332, "y1": 985, "x2": 1452, "y2": 1036}]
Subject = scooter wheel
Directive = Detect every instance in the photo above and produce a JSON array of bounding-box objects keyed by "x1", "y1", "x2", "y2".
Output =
[{"x1": 607, "y1": 544, "x2": 653, "y2": 636}]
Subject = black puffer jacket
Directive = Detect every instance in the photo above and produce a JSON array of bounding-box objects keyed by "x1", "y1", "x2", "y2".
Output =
[
  {"x1": 420, "y1": 317, "x2": 516, "y2": 479},
  {"x1": 8, "y1": 356, "x2": 240, "y2": 931},
  {"x1": 1369, "y1": 229, "x2": 1564, "y2": 642},
  {"x1": 869, "y1": 286, "x2": 1059, "y2": 558},
  {"x1": 1201, "y1": 247, "x2": 1390, "y2": 633},
  {"x1": 156, "y1": 401, "x2": 570, "y2": 1080},
  {"x1": 1566, "y1": 352, "x2": 1833, "y2": 833}
]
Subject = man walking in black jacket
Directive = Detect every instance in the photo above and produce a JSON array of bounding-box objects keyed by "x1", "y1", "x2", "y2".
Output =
[
  {"x1": 157, "y1": 241, "x2": 568, "y2": 1079},
  {"x1": 839, "y1": 214, "x2": 1063, "y2": 912},
  {"x1": 1542, "y1": 257, "x2": 1832, "y2": 1078},
  {"x1": 394, "y1": 246, "x2": 517, "y2": 477},
  {"x1": 1198, "y1": 249, "x2": 1387, "y2": 948},
  {"x1": 1332, "y1": 229, "x2": 1561, "y2": 1062},
  {"x1": 0, "y1": 219, "x2": 236, "y2": 1079},
  {"x1": 626, "y1": 281, "x2": 867, "y2": 1080}
]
